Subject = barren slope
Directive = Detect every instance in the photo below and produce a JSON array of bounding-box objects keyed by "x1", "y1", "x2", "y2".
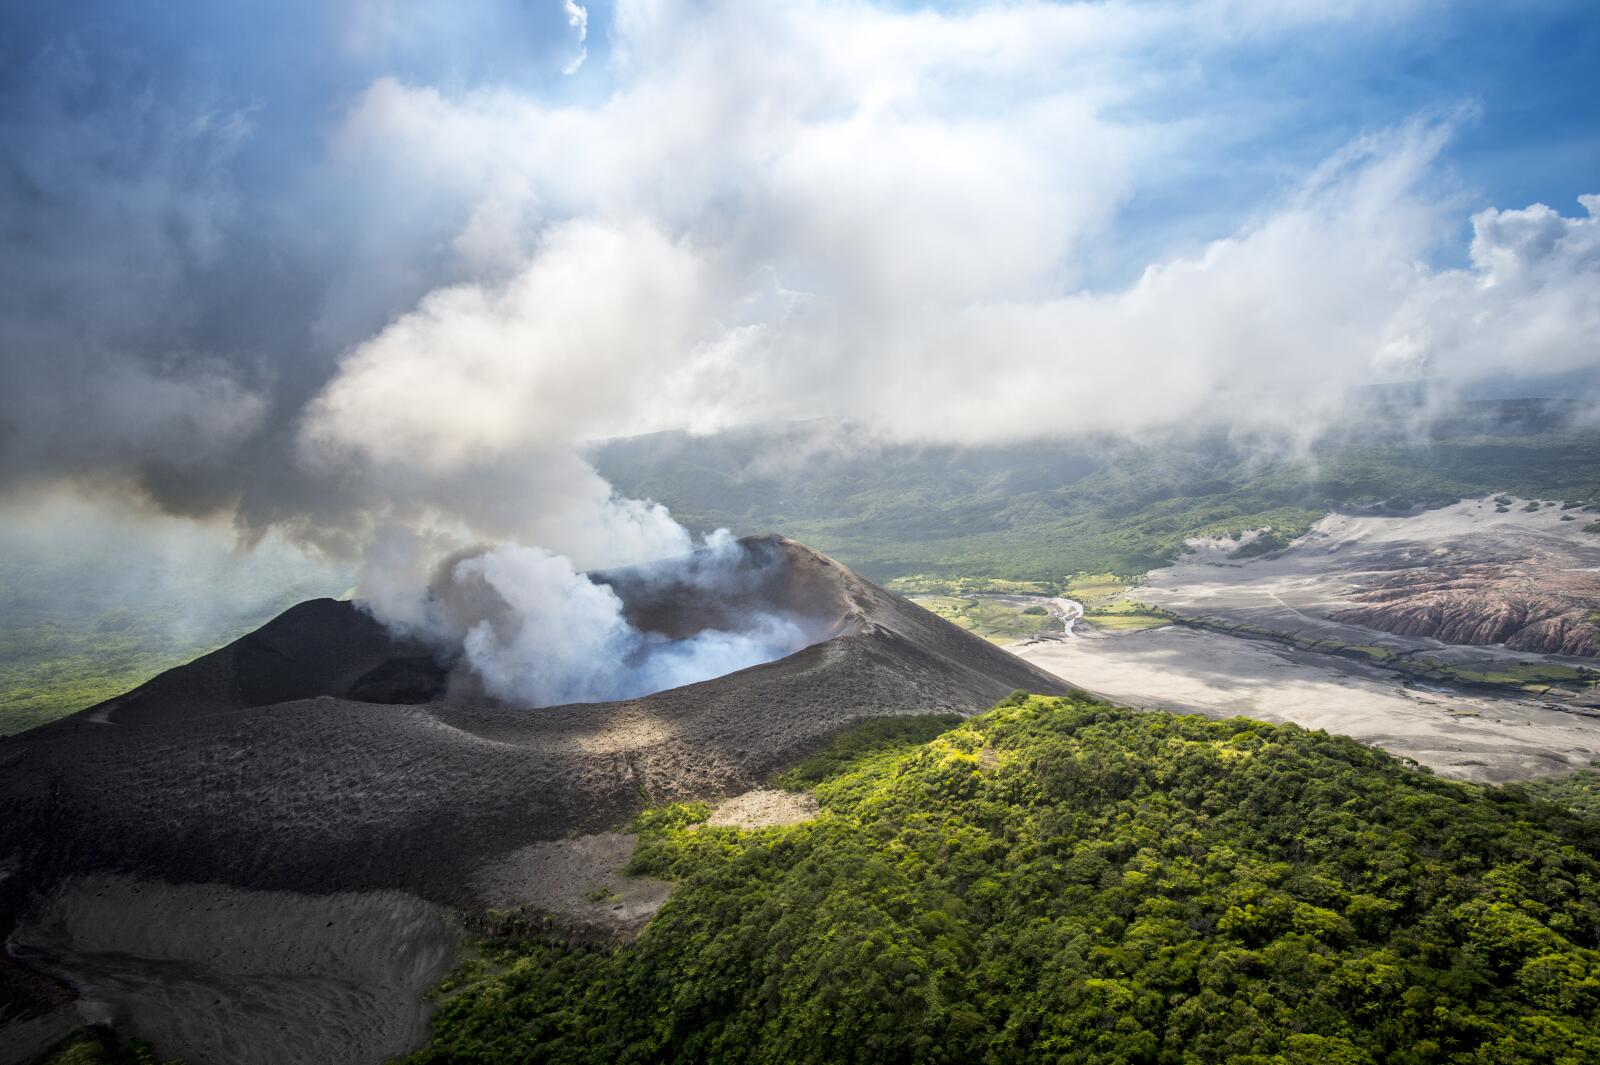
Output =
[
  {"x1": 1140, "y1": 497, "x2": 1600, "y2": 666},
  {"x1": 1332, "y1": 562, "x2": 1600, "y2": 656}
]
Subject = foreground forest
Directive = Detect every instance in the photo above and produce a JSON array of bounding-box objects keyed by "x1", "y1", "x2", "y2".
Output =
[{"x1": 406, "y1": 696, "x2": 1600, "y2": 1065}]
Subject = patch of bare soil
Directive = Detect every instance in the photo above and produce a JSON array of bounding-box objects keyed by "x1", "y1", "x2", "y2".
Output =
[
  {"x1": 1017, "y1": 625, "x2": 1600, "y2": 784},
  {"x1": 1138, "y1": 496, "x2": 1600, "y2": 671},
  {"x1": 1028, "y1": 498, "x2": 1600, "y2": 783},
  {"x1": 471, "y1": 833, "x2": 672, "y2": 937},
  {"x1": 706, "y1": 789, "x2": 819, "y2": 829}
]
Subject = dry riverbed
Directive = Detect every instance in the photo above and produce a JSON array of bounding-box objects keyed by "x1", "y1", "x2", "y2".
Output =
[{"x1": 1015, "y1": 625, "x2": 1600, "y2": 783}]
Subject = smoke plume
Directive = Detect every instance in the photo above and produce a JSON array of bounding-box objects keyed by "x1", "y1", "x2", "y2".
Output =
[{"x1": 361, "y1": 530, "x2": 826, "y2": 707}]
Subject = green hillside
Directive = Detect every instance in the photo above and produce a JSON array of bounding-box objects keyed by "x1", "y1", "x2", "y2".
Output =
[
  {"x1": 594, "y1": 410, "x2": 1600, "y2": 584},
  {"x1": 0, "y1": 536, "x2": 349, "y2": 735},
  {"x1": 408, "y1": 696, "x2": 1600, "y2": 1065}
]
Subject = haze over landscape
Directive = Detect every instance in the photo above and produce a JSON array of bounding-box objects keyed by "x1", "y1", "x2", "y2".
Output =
[{"x1": 3, "y1": 2, "x2": 1600, "y2": 1064}]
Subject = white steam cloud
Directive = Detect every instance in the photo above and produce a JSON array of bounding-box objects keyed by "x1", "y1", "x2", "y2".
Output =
[{"x1": 360, "y1": 529, "x2": 822, "y2": 707}]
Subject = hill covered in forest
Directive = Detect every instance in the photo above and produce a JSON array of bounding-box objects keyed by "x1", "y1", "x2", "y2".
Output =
[
  {"x1": 594, "y1": 405, "x2": 1600, "y2": 584},
  {"x1": 404, "y1": 694, "x2": 1600, "y2": 1065}
]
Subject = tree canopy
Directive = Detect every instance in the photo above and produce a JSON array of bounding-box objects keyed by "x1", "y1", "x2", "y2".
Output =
[{"x1": 408, "y1": 695, "x2": 1600, "y2": 1064}]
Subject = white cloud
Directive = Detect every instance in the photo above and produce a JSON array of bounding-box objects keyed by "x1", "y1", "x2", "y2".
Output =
[
  {"x1": 34, "y1": 0, "x2": 1596, "y2": 581},
  {"x1": 291, "y1": 0, "x2": 1598, "y2": 558},
  {"x1": 304, "y1": 219, "x2": 707, "y2": 472},
  {"x1": 562, "y1": 0, "x2": 588, "y2": 74}
]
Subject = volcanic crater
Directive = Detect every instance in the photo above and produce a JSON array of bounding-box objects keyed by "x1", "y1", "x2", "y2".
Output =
[{"x1": 0, "y1": 536, "x2": 1064, "y2": 1065}]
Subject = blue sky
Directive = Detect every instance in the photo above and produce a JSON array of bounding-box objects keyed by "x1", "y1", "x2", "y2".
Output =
[
  {"x1": 5, "y1": 1, "x2": 1592, "y2": 279},
  {"x1": 1072, "y1": 0, "x2": 1600, "y2": 281}
]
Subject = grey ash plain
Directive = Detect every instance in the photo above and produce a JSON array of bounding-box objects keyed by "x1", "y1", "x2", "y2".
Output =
[{"x1": 1019, "y1": 498, "x2": 1600, "y2": 785}]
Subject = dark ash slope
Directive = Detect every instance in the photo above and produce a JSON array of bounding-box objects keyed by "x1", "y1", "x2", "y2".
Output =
[{"x1": 0, "y1": 536, "x2": 1063, "y2": 910}]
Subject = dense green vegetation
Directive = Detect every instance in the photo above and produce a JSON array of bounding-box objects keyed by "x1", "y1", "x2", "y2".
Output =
[
  {"x1": 1064, "y1": 574, "x2": 1173, "y2": 632},
  {"x1": 885, "y1": 576, "x2": 1056, "y2": 597},
  {"x1": 595, "y1": 411, "x2": 1600, "y2": 584},
  {"x1": 903, "y1": 595, "x2": 1063, "y2": 644},
  {"x1": 1519, "y1": 770, "x2": 1600, "y2": 823},
  {"x1": 408, "y1": 695, "x2": 1600, "y2": 1065},
  {"x1": 903, "y1": 574, "x2": 1172, "y2": 643},
  {"x1": 0, "y1": 616, "x2": 199, "y2": 734}
]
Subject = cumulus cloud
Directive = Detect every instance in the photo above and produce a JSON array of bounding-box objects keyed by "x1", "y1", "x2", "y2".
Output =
[
  {"x1": 2, "y1": 0, "x2": 1597, "y2": 572},
  {"x1": 303, "y1": 26, "x2": 1598, "y2": 468},
  {"x1": 302, "y1": 220, "x2": 708, "y2": 472}
]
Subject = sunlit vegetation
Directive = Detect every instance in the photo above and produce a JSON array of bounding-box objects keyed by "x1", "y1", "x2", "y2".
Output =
[
  {"x1": 772, "y1": 714, "x2": 965, "y2": 791},
  {"x1": 887, "y1": 575, "x2": 1056, "y2": 596},
  {"x1": 1067, "y1": 573, "x2": 1172, "y2": 632},
  {"x1": 0, "y1": 613, "x2": 215, "y2": 734},
  {"x1": 0, "y1": 553, "x2": 346, "y2": 733},
  {"x1": 903, "y1": 574, "x2": 1171, "y2": 642},
  {"x1": 1434, "y1": 662, "x2": 1593, "y2": 690},
  {"x1": 1063, "y1": 573, "x2": 1128, "y2": 603},
  {"x1": 1519, "y1": 770, "x2": 1600, "y2": 822},
  {"x1": 905, "y1": 595, "x2": 1062, "y2": 643},
  {"x1": 407, "y1": 695, "x2": 1600, "y2": 1065},
  {"x1": 1080, "y1": 607, "x2": 1171, "y2": 633}
]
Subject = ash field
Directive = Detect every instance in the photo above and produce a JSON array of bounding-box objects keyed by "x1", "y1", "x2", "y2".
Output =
[
  {"x1": 0, "y1": 537, "x2": 1062, "y2": 1065},
  {"x1": 1013, "y1": 497, "x2": 1600, "y2": 783}
]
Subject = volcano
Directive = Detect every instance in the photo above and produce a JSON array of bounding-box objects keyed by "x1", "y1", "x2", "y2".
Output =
[{"x1": 0, "y1": 537, "x2": 1064, "y2": 1064}]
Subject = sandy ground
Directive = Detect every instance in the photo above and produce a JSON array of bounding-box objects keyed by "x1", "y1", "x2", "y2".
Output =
[
  {"x1": 5, "y1": 876, "x2": 460, "y2": 1065},
  {"x1": 470, "y1": 794, "x2": 819, "y2": 939},
  {"x1": 707, "y1": 789, "x2": 819, "y2": 829},
  {"x1": 1138, "y1": 496, "x2": 1600, "y2": 674},
  {"x1": 471, "y1": 832, "x2": 673, "y2": 934},
  {"x1": 1017, "y1": 625, "x2": 1600, "y2": 783},
  {"x1": 1016, "y1": 496, "x2": 1600, "y2": 782}
]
